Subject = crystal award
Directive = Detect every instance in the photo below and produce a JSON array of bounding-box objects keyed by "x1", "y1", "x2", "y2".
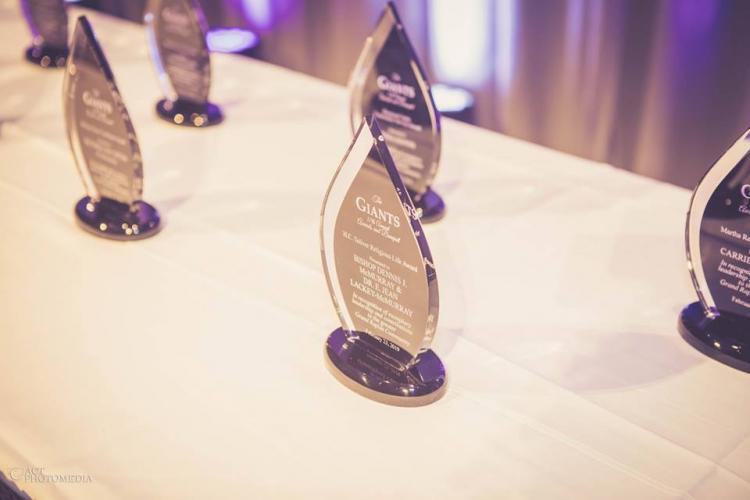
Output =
[
  {"x1": 145, "y1": 0, "x2": 223, "y2": 127},
  {"x1": 20, "y1": 0, "x2": 68, "y2": 68},
  {"x1": 348, "y1": 2, "x2": 445, "y2": 223},
  {"x1": 64, "y1": 16, "x2": 161, "y2": 241},
  {"x1": 321, "y1": 117, "x2": 446, "y2": 406},
  {"x1": 679, "y1": 128, "x2": 750, "y2": 372}
]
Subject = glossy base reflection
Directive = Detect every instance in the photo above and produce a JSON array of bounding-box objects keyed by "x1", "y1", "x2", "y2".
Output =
[
  {"x1": 25, "y1": 45, "x2": 68, "y2": 68},
  {"x1": 156, "y1": 98, "x2": 223, "y2": 128},
  {"x1": 409, "y1": 187, "x2": 445, "y2": 223},
  {"x1": 678, "y1": 301, "x2": 750, "y2": 373},
  {"x1": 325, "y1": 327, "x2": 447, "y2": 406},
  {"x1": 75, "y1": 196, "x2": 161, "y2": 241}
]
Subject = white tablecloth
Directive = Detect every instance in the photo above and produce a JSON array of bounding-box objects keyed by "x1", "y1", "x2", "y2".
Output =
[{"x1": 1, "y1": 4, "x2": 748, "y2": 499}]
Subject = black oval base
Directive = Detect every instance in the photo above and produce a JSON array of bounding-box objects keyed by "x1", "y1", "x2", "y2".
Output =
[
  {"x1": 25, "y1": 45, "x2": 68, "y2": 68},
  {"x1": 75, "y1": 196, "x2": 161, "y2": 241},
  {"x1": 409, "y1": 187, "x2": 445, "y2": 224},
  {"x1": 324, "y1": 328, "x2": 447, "y2": 406},
  {"x1": 156, "y1": 98, "x2": 223, "y2": 128},
  {"x1": 678, "y1": 301, "x2": 750, "y2": 373}
]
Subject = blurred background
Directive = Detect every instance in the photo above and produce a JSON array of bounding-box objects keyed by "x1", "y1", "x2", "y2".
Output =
[{"x1": 79, "y1": 0, "x2": 750, "y2": 189}]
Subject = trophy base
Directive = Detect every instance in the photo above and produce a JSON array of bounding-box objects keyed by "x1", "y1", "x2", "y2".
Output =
[
  {"x1": 24, "y1": 45, "x2": 68, "y2": 68},
  {"x1": 156, "y1": 98, "x2": 223, "y2": 128},
  {"x1": 324, "y1": 328, "x2": 447, "y2": 407},
  {"x1": 74, "y1": 196, "x2": 161, "y2": 241},
  {"x1": 409, "y1": 187, "x2": 445, "y2": 224},
  {"x1": 678, "y1": 301, "x2": 750, "y2": 373}
]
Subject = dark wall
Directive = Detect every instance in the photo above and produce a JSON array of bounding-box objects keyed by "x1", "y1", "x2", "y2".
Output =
[{"x1": 89, "y1": 0, "x2": 750, "y2": 188}]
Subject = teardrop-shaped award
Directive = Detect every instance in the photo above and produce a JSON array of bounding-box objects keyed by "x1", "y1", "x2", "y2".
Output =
[
  {"x1": 144, "y1": 0, "x2": 223, "y2": 127},
  {"x1": 64, "y1": 16, "x2": 161, "y2": 241},
  {"x1": 348, "y1": 2, "x2": 445, "y2": 223},
  {"x1": 679, "y1": 128, "x2": 750, "y2": 372},
  {"x1": 321, "y1": 117, "x2": 446, "y2": 406},
  {"x1": 20, "y1": 0, "x2": 68, "y2": 68}
]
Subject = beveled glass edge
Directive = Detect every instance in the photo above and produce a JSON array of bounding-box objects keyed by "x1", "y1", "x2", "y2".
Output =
[
  {"x1": 408, "y1": 55, "x2": 442, "y2": 189},
  {"x1": 686, "y1": 127, "x2": 750, "y2": 316},
  {"x1": 63, "y1": 16, "x2": 144, "y2": 207},
  {"x1": 63, "y1": 65, "x2": 97, "y2": 201},
  {"x1": 320, "y1": 119, "x2": 374, "y2": 337},
  {"x1": 63, "y1": 16, "x2": 100, "y2": 201},
  {"x1": 69, "y1": 16, "x2": 114, "y2": 81},
  {"x1": 346, "y1": 4, "x2": 398, "y2": 134},
  {"x1": 370, "y1": 117, "x2": 439, "y2": 354}
]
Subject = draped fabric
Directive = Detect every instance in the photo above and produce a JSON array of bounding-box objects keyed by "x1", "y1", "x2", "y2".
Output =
[{"x1": 95, "y1": 0, "x2": 750, "y2": 188}]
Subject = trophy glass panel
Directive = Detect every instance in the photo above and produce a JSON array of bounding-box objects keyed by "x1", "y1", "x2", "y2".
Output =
[
  {"x1": 348, "y1": 3, "x2": 441, "y2": 200},
  {"x1": 20, "y1": 0, "x2": 68, "y2": 67},
  {"x1": 20, "y1": 0, "x2": 67, "y2": 48},
  {"x1": 145, "y1": 0, "x2": 211, "y2": 105},
  {"x1": 64, "y1": 16, "x2": 143, "y2": 207},
  {"x1": 321, "y1": 118, "x2": 444, "y2": 405},
  {"x1": 64, "y1": 16, "x2": 159, "y2": 240},
  {"x1": 681, "y1": 128, "x2": 750, "y2": 371}
]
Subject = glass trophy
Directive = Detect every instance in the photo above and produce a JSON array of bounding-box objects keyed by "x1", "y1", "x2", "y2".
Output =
[
  {"x1": 144, "y1": 0, "x2": 223, "y2": 128},
  {"x1": 348, "y1": 2, "x2": 445, "y2": 223},
  {"x1": 64, "y1": 16, "x2": 161, "y2": 241},
  {"x1": 20, "y1": 0, "x2": 68, "y2": 68},
  {"x1": 320, "y1": 117, "x2": 446, "y2": 406},
  {"x1": 679, "y1": 128, "x2": 750, "y2": 372}
]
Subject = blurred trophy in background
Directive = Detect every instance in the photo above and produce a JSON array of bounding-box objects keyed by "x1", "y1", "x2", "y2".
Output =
[
  {"x1": 20, "y1": 0, "x2": 68, "y2": 68},
  {"x1": 64, "y1": 16, "x2": 161, "y2": 241},
  {"x1": 145, "y1": 0, "x2": 223, "y2": 127},
  {"x1": 349, "y1": 2, "x2": 445, "y2": 223}
]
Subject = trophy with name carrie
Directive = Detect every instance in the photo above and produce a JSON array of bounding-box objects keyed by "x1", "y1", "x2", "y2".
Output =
[
  {"x1": 679, "y1": 128, "x2": 750, "y2": 372},
  {"x1": 348, "y1": 2, "x2": 445, "y2": 223},
  {"x1": 321, "y1": 117, "x2": 446, "y2": 406},
  {"x1": 64, "y1": 16, "x2": 161, "y2": 240},
  {"x1": 20, "y1": 0, "x2": 68, "y2": 68},
  {"x1": 145, "y1": 0, "x2": 223, "y2": 127}
]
